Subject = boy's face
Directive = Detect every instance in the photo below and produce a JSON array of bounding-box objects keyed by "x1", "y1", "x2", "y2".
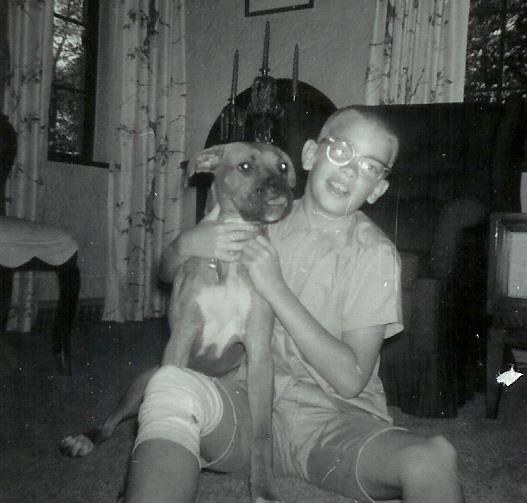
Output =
[{"x1": 302, "y1": 111, "x2": 396, "y2": 219}]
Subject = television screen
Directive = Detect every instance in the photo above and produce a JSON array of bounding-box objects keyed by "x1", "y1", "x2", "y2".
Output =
[{"x1": 507, "y1": 231, "x2": 527, "y2": 299}]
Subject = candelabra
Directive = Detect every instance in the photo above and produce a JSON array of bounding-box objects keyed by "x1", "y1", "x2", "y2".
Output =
[
  {"x1": 218, "y1": 23, "x2": 300, "y2": 146},
  {"x1": 246, "y1": 22, "x2": 284, "y2": 144}
]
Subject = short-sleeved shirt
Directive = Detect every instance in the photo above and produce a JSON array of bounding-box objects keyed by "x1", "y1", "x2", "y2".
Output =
[{"x1": 263, "y1": 199, "x2": 403, "y2": 423}]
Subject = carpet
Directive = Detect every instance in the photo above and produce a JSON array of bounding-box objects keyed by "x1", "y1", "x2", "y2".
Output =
[{"x1": 1, "y1": 319, "x2": 526, "y2": 502}]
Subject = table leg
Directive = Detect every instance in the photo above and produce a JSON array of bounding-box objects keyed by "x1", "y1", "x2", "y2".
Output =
[
  {"x1": 486, "y1": 325, "x2": 506, "y2": 418},
  {"x1": 53, "y1": 253, "x2": 80, "y2": 375},
  {"x1": 0, "y1": 266, "x2": 13, "y2": 329}
]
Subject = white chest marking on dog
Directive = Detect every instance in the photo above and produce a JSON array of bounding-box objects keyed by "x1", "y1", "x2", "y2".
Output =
[{"x1": 195, "y1": 265, "x2": 252, "y2": 357}]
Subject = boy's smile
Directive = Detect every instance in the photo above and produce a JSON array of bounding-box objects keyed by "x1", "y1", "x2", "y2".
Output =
[
  {"x1": 327, "y1": 177, "x2": 350, "y2": 197},
  {"x1": 301, "y1": 110, "x2": 397, "y2": 223}
]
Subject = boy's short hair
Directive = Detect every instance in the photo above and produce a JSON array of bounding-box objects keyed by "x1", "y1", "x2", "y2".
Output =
[{"x1": 318, "y1": 106, "x2": 400, "y2": 169}]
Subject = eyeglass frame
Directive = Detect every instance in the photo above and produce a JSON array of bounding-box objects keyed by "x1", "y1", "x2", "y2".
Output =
[{"x1": 321, "y1": 136, "x2": 392, "y2": 181}]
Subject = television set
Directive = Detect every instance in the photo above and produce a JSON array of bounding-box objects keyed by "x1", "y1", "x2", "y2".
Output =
[{"x1": 487, "y1": 213, "x2": 527, "y2": 326}]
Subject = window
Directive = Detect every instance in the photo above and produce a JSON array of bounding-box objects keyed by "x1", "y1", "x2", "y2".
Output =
[
  {"x1": 465, "y1": 0, "x2": 527, "y2": 103},
  {"x1": 48, "y1": 0, "x2": 99, "y2": 163}
]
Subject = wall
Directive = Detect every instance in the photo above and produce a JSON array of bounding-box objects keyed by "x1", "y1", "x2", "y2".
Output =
[
  {"x1": 37, "y1": 162, "x2": 108, "y2": 301},
  {"x1": 185, "y1": 0, "x2": 376, "y2": 156}
]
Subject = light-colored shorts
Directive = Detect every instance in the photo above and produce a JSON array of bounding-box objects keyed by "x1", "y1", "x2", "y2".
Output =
[
  {"x1": 134, "y1": 366, "x2": 404, "y2": 503},
  {"x1": 214, "y1": 377, "x2": 406, "y2": 503}
]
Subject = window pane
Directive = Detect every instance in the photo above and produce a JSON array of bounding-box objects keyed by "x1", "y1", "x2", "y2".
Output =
[
  {"x1": 54, "y1": 0, "x2": 86, "y2": 23},
  {"x1": 469, "y1": 0, "x2": 503, "y2": 16},
  {"x1": 507, "y1": 0, "x2": 525, "y2": 11},
  {"x1": 466, "y1": 90, "x2": 502, "y2": 103},
  {"x1": 53, "y1": 16, "x2": 86, "y2": 89},
  {"x1": 465, "y1": 13, "x2": 502, "y2": 94},
  {"x1": 502, "y1": 9, "x2": 527, "y2": 91},
  {"x1": 49, "y1": 88, "x2": 85, "y2": 157},
  {"x1": 501, "y1": 88, "x2": 527, "y2": 101},
  {"x1": 49, "y1": 0, "x2": 97, "y2": 162},
  {"x1": 466, "y1": 0, "x2": 527, "y2": 102}
]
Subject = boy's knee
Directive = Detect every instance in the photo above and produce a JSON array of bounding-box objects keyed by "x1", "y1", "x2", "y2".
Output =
[
  {"x1": 135, "y1": 366, "x2": 223, "y2": 460},
  {"x1": 141, "y1": 366, "x2": 222, "y2": 431},
  {"x1": 400, "y1": 435, "x2": 459, "y2": 482}
]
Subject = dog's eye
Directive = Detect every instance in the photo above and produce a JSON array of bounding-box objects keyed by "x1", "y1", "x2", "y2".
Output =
[
  {"x1": 238, "y1": 162, "x2": 252, "y2": 172},
  {"x1": 279, "y1": 162, "x2": 288, "y2": 172}
]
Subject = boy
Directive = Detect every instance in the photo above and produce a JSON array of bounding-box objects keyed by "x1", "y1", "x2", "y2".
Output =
[{"x1": 124, "y1": 106, "x2": 464, "y2": 502}]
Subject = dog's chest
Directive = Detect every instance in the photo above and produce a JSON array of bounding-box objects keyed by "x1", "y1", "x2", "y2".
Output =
[{"x1": 194, "y1": 264, "x2": 253, "y2": 356}]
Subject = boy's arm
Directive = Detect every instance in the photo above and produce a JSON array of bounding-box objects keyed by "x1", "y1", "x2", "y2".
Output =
[
  {"x1": 241, "y1": 236, "x2": 385, "y2": 399},
  {"x1": 158, "y1": 205, "x2": 258, "y2": 283},
  {"x1": 266, "y1": 280, "x2": 385, "y2": 398}
]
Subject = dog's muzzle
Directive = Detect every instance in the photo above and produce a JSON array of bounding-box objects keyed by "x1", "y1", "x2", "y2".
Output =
[{"x1": 242, "y1": 176, "x2": 293, "y2": 223}]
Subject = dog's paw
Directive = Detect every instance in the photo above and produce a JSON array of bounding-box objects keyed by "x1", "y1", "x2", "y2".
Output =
[
  {"x1": 59, "y1": 433, "x2": 96, "y2": 456},
  {"x1": 59, "y1": 427, "x2": 113, "y2": 457}
]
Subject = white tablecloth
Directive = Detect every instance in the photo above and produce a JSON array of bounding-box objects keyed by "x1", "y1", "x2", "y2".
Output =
[{"x1": 0, "y1": 216, "x2": 78, "y2": 267}]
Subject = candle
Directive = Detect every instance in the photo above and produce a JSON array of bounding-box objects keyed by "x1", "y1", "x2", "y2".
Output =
[
  {"x1": 230, "y1": 49, "x2": 239, "y2": 103},
  {"x1": 261, "y1": 21, "x2": 270, "y2": 74},
  {"x1": 292, "y1": 44, "x2": 299, "y2": 100}
]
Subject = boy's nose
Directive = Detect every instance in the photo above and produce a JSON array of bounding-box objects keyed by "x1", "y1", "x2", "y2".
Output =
[{"x1": 339, "y1": 161, "x2": 359, "y2": 177}]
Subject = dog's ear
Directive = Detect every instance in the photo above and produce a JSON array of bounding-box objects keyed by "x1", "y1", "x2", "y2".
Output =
[{"x1": 187, "y1": 144, "x2": 226, "y2": 181}]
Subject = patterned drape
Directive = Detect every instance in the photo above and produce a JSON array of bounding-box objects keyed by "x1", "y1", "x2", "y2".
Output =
[
  {"x1": 365, "y1": 0, "x2": 470, "y2": 105},
  {"x1": 3, "y1": 0, "x2": 54, "y2": 331},
  {"x1": 103, "y1": 0, "x2": 187, "y2": 322}
]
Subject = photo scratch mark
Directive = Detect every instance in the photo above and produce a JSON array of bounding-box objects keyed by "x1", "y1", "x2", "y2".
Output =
[{"x1": 496, "y1": 365, "x2": 523, "y2": 386}]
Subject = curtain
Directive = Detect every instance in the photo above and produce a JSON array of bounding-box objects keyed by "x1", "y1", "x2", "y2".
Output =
[
  {"x1": 103, "y1": 0, "x2": 187, "y2": 322},
  {"x1": 365, "y1": 0, "x2": 470, "y2": 105},
  {"x1": 3, "y1": 0, "x2": 54, "y2": 331}
]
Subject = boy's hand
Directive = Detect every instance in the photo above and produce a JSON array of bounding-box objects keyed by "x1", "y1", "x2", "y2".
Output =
[
  {"x1": 159, "y1": 204, "x2": 259, "y2": 282},
  {"x1": 241, "y1": 235, "x2": 285, "y2": 300},
  {"x1": 184, "y1": 220, "x2": 258, "y2": 262}
]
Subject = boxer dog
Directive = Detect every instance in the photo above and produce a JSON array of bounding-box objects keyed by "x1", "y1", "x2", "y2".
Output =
[{"x1": 61, "y1": 142, "x2": 295, "y2": 503}]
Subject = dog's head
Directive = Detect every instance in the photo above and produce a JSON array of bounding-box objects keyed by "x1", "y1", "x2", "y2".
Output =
[{"x1": 188, "y1": 142, "x2": 295, "y2": 224}]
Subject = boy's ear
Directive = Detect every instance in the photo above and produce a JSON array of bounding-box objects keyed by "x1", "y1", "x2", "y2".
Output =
[
  {"x1": 367, "y1": 179, "x2": 389, "y2": 204},
  {"x1": 301, "y1": 139, "x2": 318, "y2": 171}
]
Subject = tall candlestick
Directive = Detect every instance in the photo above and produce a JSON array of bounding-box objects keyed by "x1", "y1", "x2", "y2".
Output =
[
  {"x1": 292, "y1": 44, "x2": 299, "y2": 101},
  {"x1": 261, "y1": 21, "x2": 270, "y2": 75},
  {"x1": 230, "y1": 49, "x2": 239, "y2": 103}
]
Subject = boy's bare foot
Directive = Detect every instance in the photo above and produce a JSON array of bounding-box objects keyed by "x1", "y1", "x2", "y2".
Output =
[{"x1": 59, "y1": 427, "x2": 112, "y2": 456}]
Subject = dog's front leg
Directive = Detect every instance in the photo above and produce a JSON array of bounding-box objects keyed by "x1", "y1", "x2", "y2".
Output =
[
  {"x1": 162, "y1": 266, "x2": 203, "y2": 368},
  {"x1": 245, "y1": 296, "x2": 281, "y2": 503}
]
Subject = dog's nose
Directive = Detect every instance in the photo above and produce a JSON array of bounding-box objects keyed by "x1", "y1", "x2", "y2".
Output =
[{"x1": 262, "y1": 177, "x2": 287, "y2": 194}]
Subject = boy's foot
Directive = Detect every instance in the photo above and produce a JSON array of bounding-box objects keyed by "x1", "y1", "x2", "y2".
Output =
[{"x1": 59, "y1": 427, "x2": 110, "y2": 456}]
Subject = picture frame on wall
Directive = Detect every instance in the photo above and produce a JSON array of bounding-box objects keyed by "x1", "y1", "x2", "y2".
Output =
[{"x1": 245, "y1": 0, "x2": 314, "y2": 17}]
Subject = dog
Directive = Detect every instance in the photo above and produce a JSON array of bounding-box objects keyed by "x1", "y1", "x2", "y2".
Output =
[
  {"x1": 61, "y1": 142, "x2": 295, "y2": 503},
  {"x1": 162, "y1": 142, "x2": 294, "y2": 503}
]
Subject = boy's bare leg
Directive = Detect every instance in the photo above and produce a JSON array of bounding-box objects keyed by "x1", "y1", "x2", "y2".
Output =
[
  {"x1": 125, "y1": 440, "x2": 200, "y2": 503},
  {"x1": 357, "y1": 429, "x2": 464, "y2": 503},
  {"x1": 124, "y1": 377, "x2": 248, "y2": 503},
  {"x1": 60, "y1": 367, "x2": 158, "y2": 456}
]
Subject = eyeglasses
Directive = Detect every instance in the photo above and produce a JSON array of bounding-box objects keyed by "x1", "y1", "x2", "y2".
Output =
[{"x1": 322, "y1": 137, "x2": 391, "y2": 181}]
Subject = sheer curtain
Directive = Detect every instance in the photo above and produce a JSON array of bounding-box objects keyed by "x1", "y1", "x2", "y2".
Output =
[
  {"x1": 3, "y1": 0, "x2": 54, "y2": 331},
  {"x1": 103, "y1": 0, "x2": 187, "y2": 322},
  {"x1": 365, "y1": 0, "x2": 470, "y2": 105}
]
